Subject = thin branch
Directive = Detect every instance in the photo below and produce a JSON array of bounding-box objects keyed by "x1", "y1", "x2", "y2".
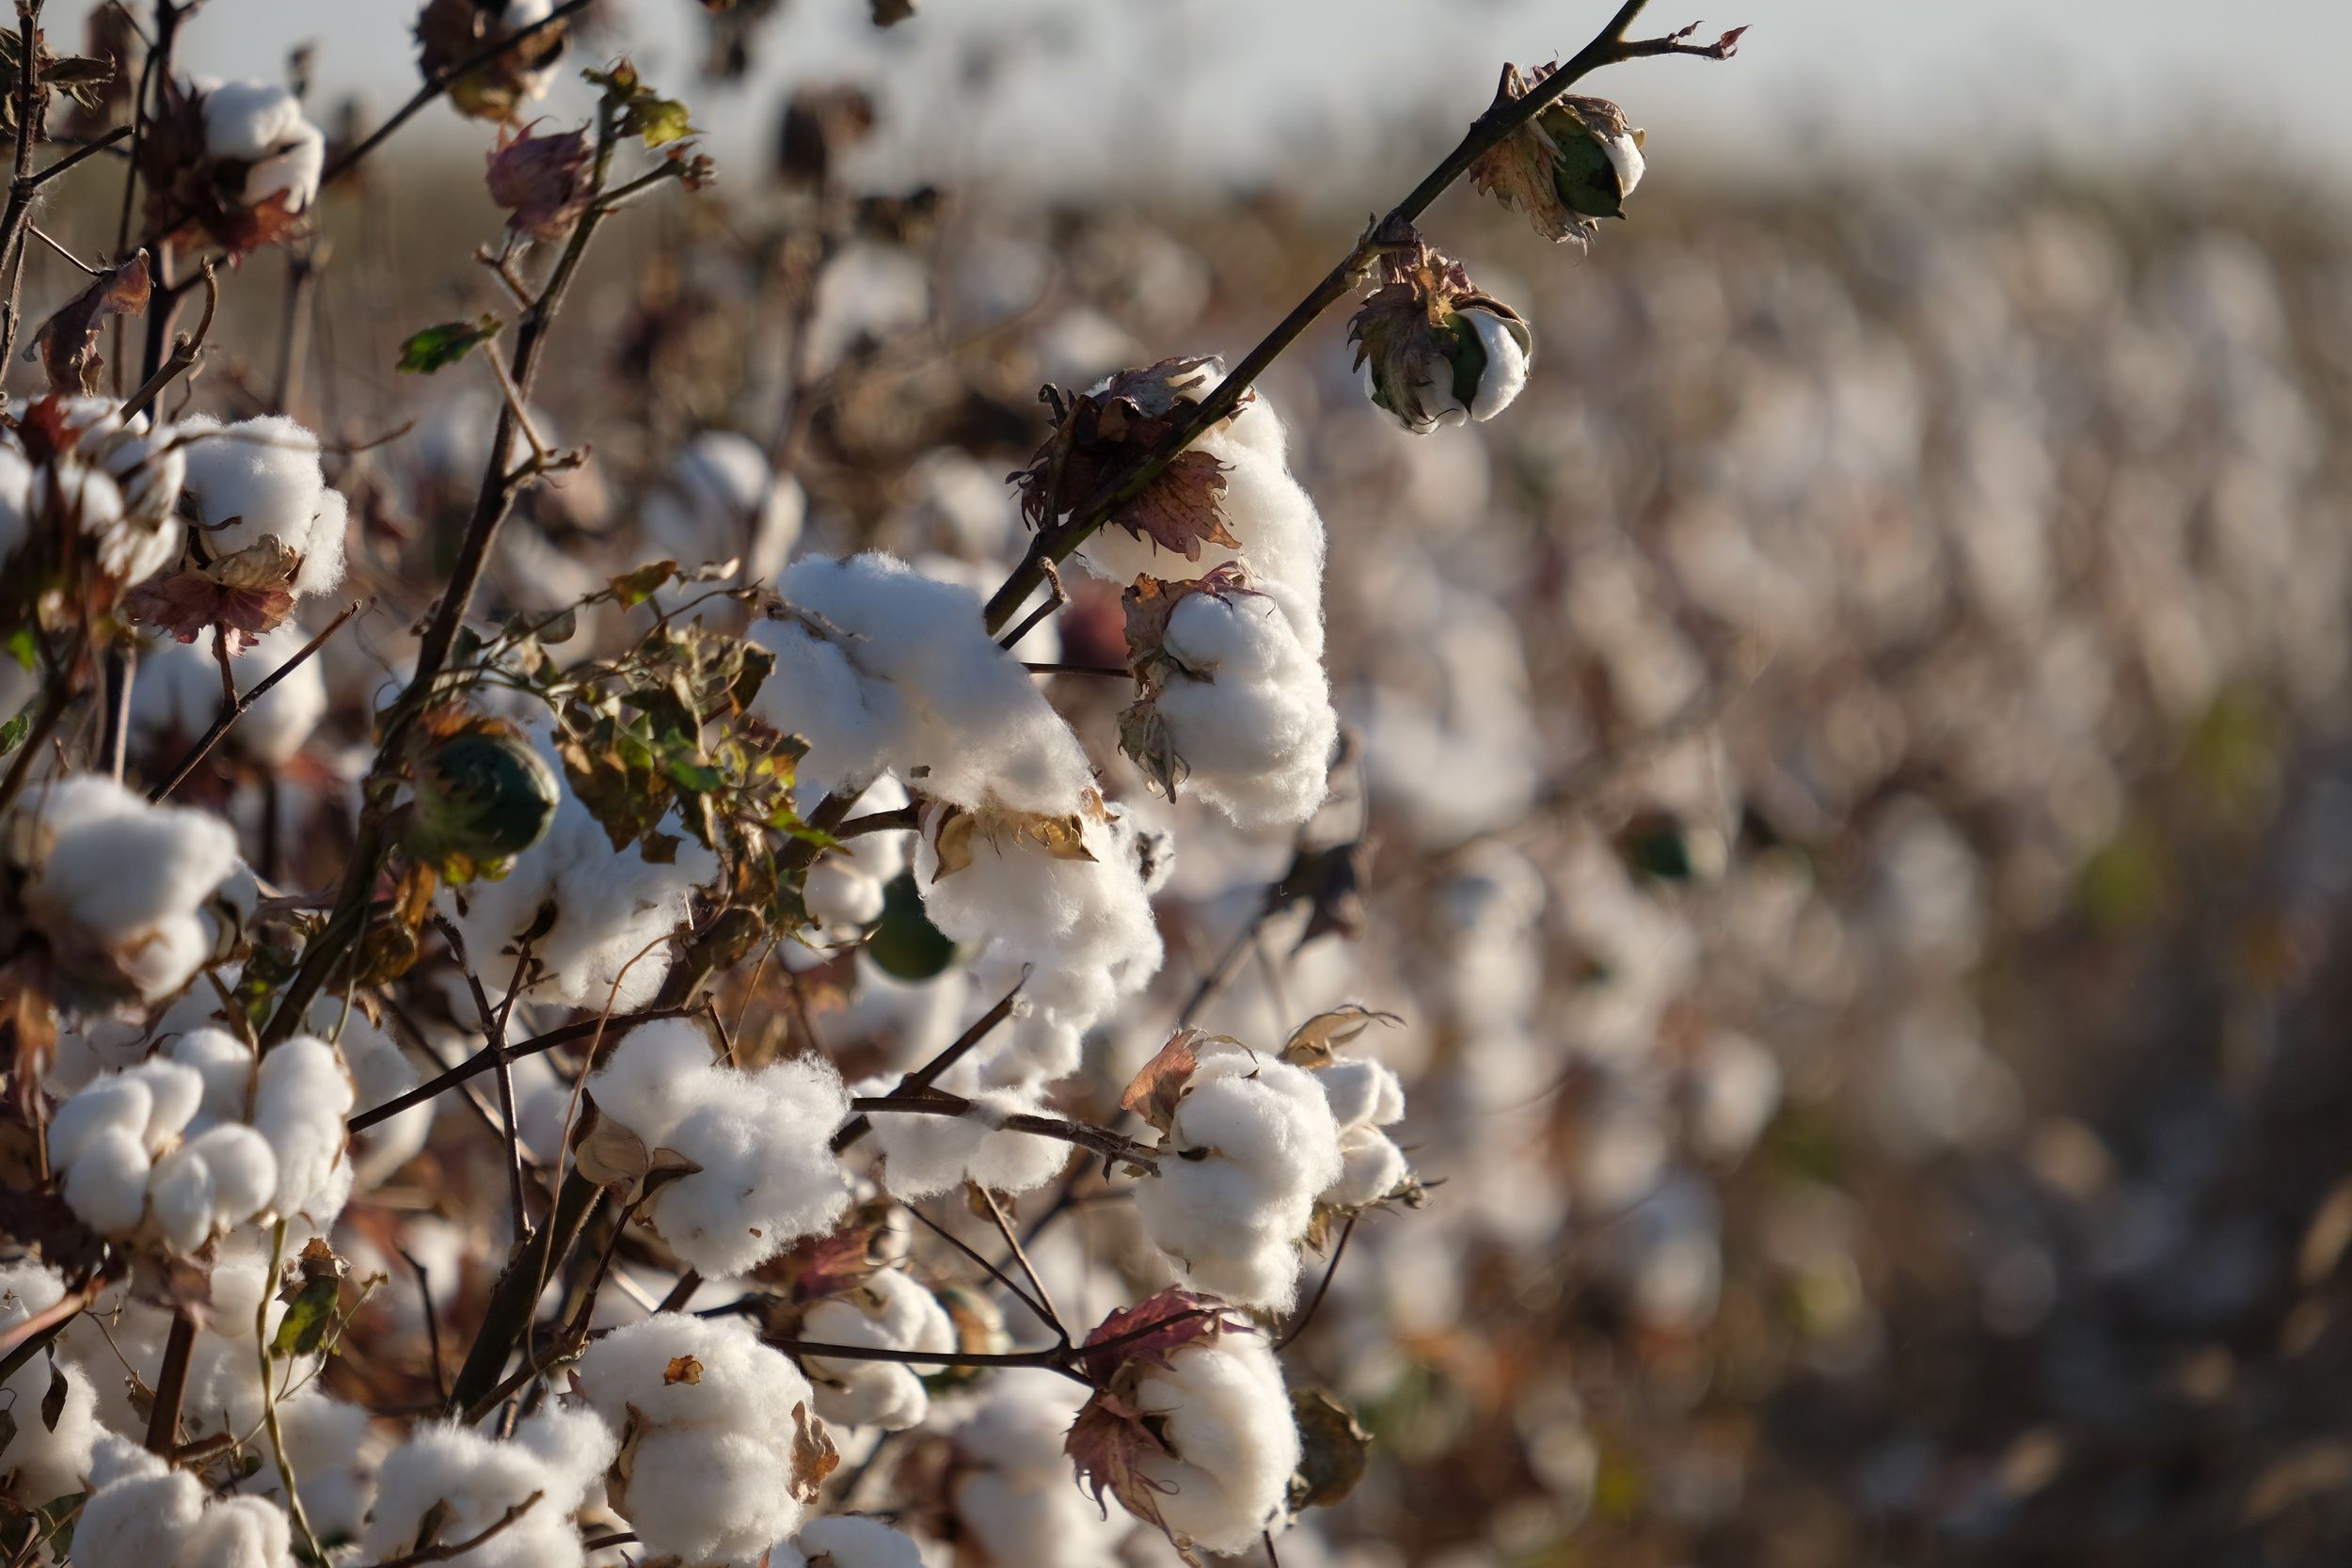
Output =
[
  {"x1": 1023, "y1": 661, "x2": 1131, "y2": 679},
  {"x1": 362, "y1": 1490, "x2": 543, "y2": 1568},
  {"x1": 837, "y1": 804, "x2": 920, "y2": 838},
  {"x1": 977, "y1": 0, "x2": 1739, "y2": 637},
  {"x1": 349, "y1": 1005, "x2": 698, "y2": 1132},
  {"x1": 976, "y1": 1182, "x2": 1067, "y2": 1342},
  {"x1": 149, "y1": 599, "x2": 364, "y2": 800},
  {"x1": 901, "y1": 1198, "x2": 1057, "y2": 1339},
  {"x1": 256, "y1": 1219, "x2": 327, "y2": 1563},
  {"x1": 118, "y1": 256, "x2": 218, "y2": 420},
  {"x1": 831, "y1": 975, "x2": 1026, "y2": 1153},
  {"x1": 0, "y1": 1278, "x2": 98, "y2": 1380},
  {"x1": 849, "y1": 1091, "x2": 1158, "y2": 1173},
  {"x1": 1274, "y1": 1212, "x2": 1358, "y2": 1351},
  {"x1": 142, "y1": 1308, "x2": 195, "y2": 1453},
  {"x1": 396, "y1": 1246, "x2": 450, "y2": 1407},
  {"x1": 0, "y1": 0, "x2": 47, "y2": 390}
]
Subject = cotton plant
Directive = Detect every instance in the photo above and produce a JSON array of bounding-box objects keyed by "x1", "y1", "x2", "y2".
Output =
[
  {"x1": 571, "y1": 1313, "x2": 837, "y2": 1565},
  {"x1": 138, "y1": 77, "x2": 326, "y2": 257},
  {"x1": 1123, "y1": 1030, "x2": 1346, "y2": 1311},
  {"x1": 577, "y1": 1018, "x2": 852, "y2": 1274}
]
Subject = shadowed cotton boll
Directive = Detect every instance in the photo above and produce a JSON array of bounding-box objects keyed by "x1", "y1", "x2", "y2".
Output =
[
  {"x1": 199, "y1": 79, "x2": 325, "y2": 214},
  {"x1": 173, "y1": 413, "x2": 349, "y2": 600},
  {"x1": 644, "y1": 429, "x2": 804, "y2": 590},
  {"x1": 132, "y1": 619, "x2": 327, "y2": 767}
]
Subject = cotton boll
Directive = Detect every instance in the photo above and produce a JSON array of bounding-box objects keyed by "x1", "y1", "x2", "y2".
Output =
[
  {"x1": 48, "y1": 1071, "x2": 154, "y2": 1168},
  {"x1": 1133, "y1": 1051, "x2": 1344, "y2": 1311},
  {"x1": 586, "y1": 1018, "x2": 725, "y2": 1144},
  {"x1": 185, "y1": 1122, "x2": 278, "y2": 1224},
  {"x1": 174, "y1": 414, "x2": 347, "y2": 596},
  {"x1": 1127, "y1": 1333, "x2": 1301, "y2": 1556},
  {"x1": 364, "y1": 1407, "x2": 616, "y2": 1568},
  {"x1": 859, "y1": 1064, "x2": 1064, "y2": 1201},
  {"x1": 0, "y1": 1263, "x2": 97, "y2": 1506},
  {"x1": 250, "y1": 1390, "x2": 384, "y2": 1544},
  {"x1": 803, "y1": 1270, "x2": 955, "y2": 1432},
  {"x1": 645, "y1": 1061, "x2": 854, "y2": 1275},
  {"x1": 251, "y1": 1033, "x2": 356, "y2": 1222},
  {"x1": 1463, "y1": 307, "x2": 1533, "y2": 420},
  {"x1": 200, "y1": 79, "x2": 326, "y2": 213},
  {"x1": 173, "y1": 1494, "x2": 293, "y2": 1568},
  {"x1": 573, "y1": 1315, "x2": 820, "y2": 1562},
  {"x1": 952, "y1": 1378, "x2": 1129, "y2": 1568},
  {"x1": 1139, "y1": 583, "x2": 1338, "y2": 828},
  {"x1": 644, "y1": 429, "x2": 804, "y2": 588},
  {"x1": 73, "y1": 1438, "x2": 209, "y2": 1568}
]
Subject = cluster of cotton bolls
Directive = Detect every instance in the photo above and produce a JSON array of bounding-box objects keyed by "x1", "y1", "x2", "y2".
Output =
[
  {"x1": 0, "y1": 397, "x2": 186, "y2": 595},
  {"x1": 74, "y1": 1433, "x2": 297, "y2": 1568},
  {"x1": 580, "y1": 1018, "x2": 851, "y2": 1273}
]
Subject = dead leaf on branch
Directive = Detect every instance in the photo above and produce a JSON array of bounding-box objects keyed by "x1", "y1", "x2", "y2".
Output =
[
  {"x1": 121, "y1": 536, "x2": 299, "y2": 651},
  {"x1": 925, "y1": 795, "x2": 1104, "y2": 882},
  {"x1": 787, "y1": 1401, "x2": 839, "y2": 1504},
  {"x1": 1281, "y1": 1005, "x2": 1403, "y2": 1068},
  {"x1": 1013, "y1": 356, "x2": 1249, "y2": 562},
  {"x1": 33, "y1": 250, "x2": 149, "y2": 395},
  {"x1": 1120, "y1": 1028, "x2": 1203, "y2": 1135}
]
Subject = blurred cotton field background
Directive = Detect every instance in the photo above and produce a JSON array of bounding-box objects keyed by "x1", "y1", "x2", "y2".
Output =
[{"x1": 19, "y1": 1, "x2": 2352, "y2": 1566}]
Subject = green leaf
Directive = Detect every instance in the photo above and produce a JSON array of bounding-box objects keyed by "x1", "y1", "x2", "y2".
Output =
[
  {"x1": 271, "y1": 1275, "x2": 341, "y2": 1358},
  {"x1": 5, "y1": 624, "x2": 35, "y2": 671},
  {"x1": 664, "y1": 755, "x2": 723, "y2": 793},
  {"x1": 0, "y1": 710, "x2": 29, "y2": 760},
  {"x1": 396, "y1": 315, "x2": 502, "y2": 374},
  {"x1": 625, "y1": 96, "x2": 695, "y2": 149}
]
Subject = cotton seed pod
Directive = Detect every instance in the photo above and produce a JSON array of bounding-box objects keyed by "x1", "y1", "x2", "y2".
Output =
[
  {"x1": 1348, "y1": 241, "x2": 1534, "y2": 433},
  {"x1": 415, "y1": 0, "x2": 569, "y2": 123},
  {"x1": 403, "y1": 713, "x2": 560, "y2": 879},
  {"x1": 1471, "y1": 66, "x2": 1647, "y2": 243}
]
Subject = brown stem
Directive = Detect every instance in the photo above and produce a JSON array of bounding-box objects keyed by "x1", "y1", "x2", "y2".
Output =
[
  {"x1": 0, "y1": 0, "x2": 46, "y2": 394},
  {"x1": 830, "y1": 975, "x2": 1025, "y2": 1153},
  {"x1": 848, "y1": 1091, "x2": 1158, "y2": 1173},
  {"x1": 348, "y1": 1005, "x2": 698, "y2": 1132},
  {"x1": 119, "y1": 255, "x2": 218, "y2": 420},
  {"x1": 444, "y1": 1166, "x2": 602, "y2": 1418},
  {"x1": 142, "y1": 1308, "x2": 195, "y2": 1453}
]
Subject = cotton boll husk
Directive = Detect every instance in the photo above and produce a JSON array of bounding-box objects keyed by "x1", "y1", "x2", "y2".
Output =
[
  {"x1": 0, "y1": 1262, "x2": 97, "y2": 1505},
  {"x1": 72, "y1": 1439, "x2": 208, "y2": 1568},
  {"x1": 1128, "y1": 1334, "x2": 1301, "y2": 1556},
  {"x1": 777, "y1": 1515, "x2": 926, "y2": 1568},
  {"x1": 174, "y1": 1495, "x2": 293, "y2": 1568},
  {"x1": 1148, "y1": 586, "x2": 1337, "y2": 827},
  {"x1": 132, "y1": 620, "x2": 327, "y2": 766},
  {"x1": 250, "y1": 1033, "x2": 355, "y2": 1222},
  {"x1": 644, "y1": 429, "x2": 804, "y2": 588}
]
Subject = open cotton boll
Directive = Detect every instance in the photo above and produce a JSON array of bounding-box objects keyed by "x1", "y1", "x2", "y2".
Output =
[
  {"x1": 199, "y1": 79, "x2": 325, "y2": 214},
  {"x1": 752, "y1": 552, "x2": 1096, "y2": 816},
  {"x1": 174, "y1": 414, "x2": 348, "y2": 597},
  {"x1": 644, "y1": 429, "x2": 804, "y2": 588},
  {"x1": 251, "y1": 1033, "x2": 356, "y2": 1223},
  {"x1": 1139, "y1": 582, "x2": 1338, "y2": 828},
  {"x1": 10, "y1": 773, "x2": 237, "y2": 1002},
  {"x1": 803, "y1": 780, "x2": 911, "y2": 942},
  {"x1": 574, "y1": 1315, "x2": 823, "y2": 1564},
  {"x1": 952, "y1": 1379, "x2": 1130, "y2": 1568},
  {"x1": 583, "y1": 1024, "x2": 852, "y2": 1273},
  {"x1": 768, "y1": 1515, "x2": 926, "y2": 1568},
  {"x1": 1072, "y1": 388, "x2": 1330, "y2": 655},
  {"x1": 802, "y1": 1269, "x2": 956, "y2": 1432},
  {"x1": 1463, "y1": 306, "x2": 1533, "y2": 420},
  {"x1": 1133, "y1": 1049, "x2": 1344, "y2": 1311},
  {"x1": 1125, "y1": 1331, "x2": 1302, "y2": 1556},
  {"x1": 132, "y1": 619, "x2": 327, "y2": 767},
  {"x1": 0, "y1": 1263, "x2": 98, "y2": 1507},
  {"x1": 244, "y1": 1390, "x2": 388, "y2": 1544},
  {"x1": 72, "y1": 1435, "x2": 209, "y2": 1568},
  {"x1": 365, "y1": 1406, "x2": 616, "y2": 1568},
  {"x1": 1313, "y1": 1056, "x2": 1410, "y2": 1212}
]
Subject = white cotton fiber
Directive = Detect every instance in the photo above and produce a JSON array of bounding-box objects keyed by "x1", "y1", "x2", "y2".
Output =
[
  {"x1": 802, "y1": 1269, "x2": 956, "y2": 1433},
  {"x1": 950, "y1": 1378, "x2": 1129, "y2": 1568},
  {"x1": 364, "y1": 1406, "x2": 615, "y2": 1568},
  {"x1": 644, "y1": 429, "x2": 804, "y2": 588},
  {"x1": 773, "y1": 1515, "x2": 927, "y2": 1568},
  {"x1": 250, "y1": 1033, "x2": 355, "y2": 1222},
  {"x1": 1142, "y1": 582, "x2": 1337, "y2": 828},
  {"x1": 133, "y1": 619, "x2": 328, "y2": 766},
  {"x1": 1127, "y1": 1331, "x2": 1302, "y2": 1556},
  {"x1": 574, "y1": 1314, "x2": 821, "y2": 1564},
  {"x1": 1132, "y1": 1046, "x2": 1344, "y2": 1311},
  {"x1": 0, "y1": 1262, "x2": 98, "y2": 1507},
  {"x1": 174, "y1": 414, "x2": 347, "y2": 596},
  {"x1": 199, "y1": 79, "x2": 325, "y2": 214}
]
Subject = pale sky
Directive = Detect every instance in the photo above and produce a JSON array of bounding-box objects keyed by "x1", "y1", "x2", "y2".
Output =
[{"x1": 61, "y1": 0, "x2": 2352, "y2": 194}]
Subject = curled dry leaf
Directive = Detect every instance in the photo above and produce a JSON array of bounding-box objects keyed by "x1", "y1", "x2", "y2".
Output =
[
  {"x1": 570, "y1": 1094, "x2": 653, "y2": 1192},
  {"x1": 1280, "y1": 1005, "x2": 1403, "y2": 1069},
  {"x1": 662, "y1": 1354, "x2": 704, "y2": 1386},
  {"x1": 925, "y1": 792, "x2": 1105, "y2": 881},
  {"x1": 1120, "y1": 1028, "x2": 1203, "y2": 1135},
  {"x1": 485, "y1": 122, "x2": 596, "y2": 240},
  {"x1": 33, "y1": 250, "x2": 150, "y2": 395},
  {"x1": 122, "y1": 536, "x2": 300, "y2": 651},
  {"x1": 1287, "y1": 1387, "x2": 1373, "y2": 1512},
  {"x1": 787, "y1": 1400, "x2": 839, "y2": 1504},
  {"x1": 1118, "y1": 563, "x2": 1264, "y2": 800}
]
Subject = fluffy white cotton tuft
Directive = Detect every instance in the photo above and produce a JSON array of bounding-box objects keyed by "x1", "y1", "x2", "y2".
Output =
[
  {"x1": 584, "y1": 1021, "x2": 852, "y2": 1274},
  {"x1": 0, "y1": 1263, "x2": 98, "y2": 1507},
  {"x1": 768, "y1": 1514, "x2": 927, "y2": 1568},
  {"x1": 250, "y1": 1033, "x2": 356, "y2": 1224},
  {"x1": 1125, "y1": 1330, "x2": 1302, "y2": 1556},
  {"x1": 1315, "y1": 1056, "x2": 1411, "y2": 1211},
  {"x1": 132, "y1": 619, "x2": 328, "y2": 767},
  {"x1": 856, "y1": 1062, "x2": 1066, "y2": 1201},
  {"x1": 573, "y1": 1313, "x2": 824, "y2": 1564},
  {"x1": 174, "y1": 414, "x2": 348, "y2": 597},
  {"x1": 364, "y1": 1407, "x2": 616, "y2": 1568},
  {"x1": 801, "y1": 1268, "x2": 956, "y2": 1433},
  {"x1": 199, "y1": 79, "x2": 325, "y2": 214},
  {"x1": 76, "y1": 1430, "x2": 297, "y2": 1568},
  {"x1": 950, "y1": 1379, "x2": 1130, "y2": 1568},
  {"x1": 1132, "y1": 1045, "x2": 1344, "y2": 1310},
  {"x1": 8, "y1": 773, "x2": 237, "y2": 1002}
]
